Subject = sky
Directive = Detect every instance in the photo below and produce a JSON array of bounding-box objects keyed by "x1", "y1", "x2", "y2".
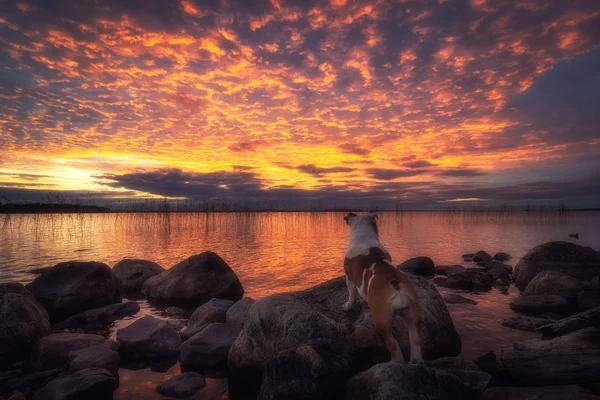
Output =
[{"x1": 1, "y1": 0, "x2": 600, "y2": 210}]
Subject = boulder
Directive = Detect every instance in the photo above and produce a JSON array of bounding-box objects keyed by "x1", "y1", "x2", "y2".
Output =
[
  {"x1": 30, "y1": 333, "x2": 106, "y2": 371},
  {"x1": 483, "y1": 385, "x2": 600, "y2": 400},
  {"x1": 26, "y1": 262, "x2": 121, "y2": 322},
  {"x1": 69, "y1": 342, "x2": 120, "y2": 377},
  {"x1": 226, "y1": 297, "x2": 256, "y2": 326},
  {"x1": 156, "y1": 372, "x2": 206, "y2": 398},
  {"x1": 513, "y1": 242, "x2": 600, "y2": 287},
  {"x1": 397, "y1": 257, "x2": 435, "y2": 276},
  {"x1": 32, "y1": 368, "x2": 116, "y2": 400},
  {"x1": 424, "y1": 357, "x2": 492, "y2": 393},
  {"x1": 180, "y1": 322, "x2": 242, "y2": 372},
  {"x1": 184, "y1": 298, "x2": 234, "y2": 340},
  {"x1": 510, "y1": 294, "x2": 574, "y2": 316},
  {"x1": 523, "y1": 271, "x2": 585, "y2": 299},
  {"x1": 345, "y1": 363, "x2": 478, "y2": 400},
  {"x1": 473, "y1": 251, "x2": 493, "y2": 263},
  {"x1": 112, "y1": 259, "x2": 165, "y2": 292},
  {"x1": 502, "y1": 316, "x2": 558, "y2": 332},
  {"x1": 435, "y1": 265, "x2": 467, "y2": 276},
  {"x1": 116, "y1": 316, "x2": 181, "y2": 359},
  {"x1": 0, "y1": 283, "x2": 51, "y2": 367},
  {"x1": 433, "y1": 271, "x2": 493, "y2": 290},
  {"x1": 228, "y1": 276, "x2": 461, "y2": 400},
  {"x1": 493, "y1": 253, "x2": 512, "y2": 262},
  {"x1": 442, "y1": 294, "x2": 477, "y2": 305},
  {"x1": 536, "y1": 306, "x2": 600, "y2": 338},
  {"x1": 486, "y1": 265, "x2": 510, "y2": 281},
  {"x1": 578, "y1": 290, "x2": 600, "y2": 310},
  {"x1": 52, "y1": 301, "x2": 140, "y2": 333},
  {"x1": 501, "y1": 328, "x2": 600, "y2": 386},
  {"x1": 142, "y1": 252, "x2": 244, "y2": 305}
]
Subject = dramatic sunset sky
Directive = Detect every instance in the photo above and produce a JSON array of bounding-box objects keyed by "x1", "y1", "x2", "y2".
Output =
[{"x1": 1, "y1": 0, "x2": 599, "y2": 209}]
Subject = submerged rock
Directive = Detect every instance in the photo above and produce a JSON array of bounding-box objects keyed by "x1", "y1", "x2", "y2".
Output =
[
  {"x1": 116, "y1": 315, "x2": 181, "y2": 359},
  {"x1": 142, "y1": 252, "x2": 244, "y2": 305},
  {"x1": 513, "y1": 241, "x2": 600, "y2": 287},
  {"x1": 112, "y1": 259, "x2": 165, "y2": 292},
  {"x1": 52, "y1": 301, "x2": 140, "y2": 333},
  {"x1": 523, "y1": 271, "x2": 585, "y2": 299},
  {"x1": 156, "y1": 372, "x2": 206, "y2": 399},
  {"x1": 32, "y1": 368, "x2": 117, "y2": 400},
  {"x1": 26, "y1": 261, "x2": 122, "y2": 322},
  {"x1": 397, "y1": 257, "x2": 435, "y2": 276},
  {"x1": 183, "y1": 298, "x2": 234, "y2": 340},
  {"x1": 509, "y1": 294, "x2": 574, "y2": 316},
  {"x1": 180, "y1": 322, "x2": 242, "y2": 372},
  {"x1": 0, "y1": 283, "x2": 51, "y2": 368},
  {"x1": 30, "y1": 333, "x2": 106, "y2": 371}
]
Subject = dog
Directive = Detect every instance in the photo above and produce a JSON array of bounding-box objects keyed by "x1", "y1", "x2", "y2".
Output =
[{"x1": 343, "y1": 212, "x2": 423, "y2": 364}]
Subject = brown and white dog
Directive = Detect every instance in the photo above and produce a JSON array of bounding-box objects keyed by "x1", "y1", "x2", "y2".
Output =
[{"x1": 343, "y1": 212, "x2": 423, "y2": 364}]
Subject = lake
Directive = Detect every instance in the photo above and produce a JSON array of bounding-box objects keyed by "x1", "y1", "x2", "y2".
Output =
[{"x1": 1, "y1": 211, "x2": 599, "y2": 399}]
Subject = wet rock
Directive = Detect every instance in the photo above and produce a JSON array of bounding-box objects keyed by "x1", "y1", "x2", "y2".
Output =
[
  {"x1": 524, "y1": 271, "x2": 585, "y2": 299},
  {"x1": 52, "y1": 301, "x2": 140, "y2": 333},
  {"x1": 117, "y1": 316, "x2": 181, "y2": 360},
  {"x1": 501, "y1": 328, "x2": 600, "y2": 386},
  {"x1": 184, "y1": 298, "x2": 234, "y2": 340},
  {"x1": 26, "y1": 262, "x2": 121, "y2": 322},
  {"x1": 442, "y1": 294, "x2": 477, "y2": 305},
  {"x1": 493, "y1": 253, "x2": 512, "y2": 262},
  {"x1": 513, "y1": 241, "x2": 600, "y2": 288},
  {"x1": 156, "y1": 372, "x2": 205, "y2": 399},
  {"x1": 473, "y1": 251, "x2": 493, "y2": 263},
  {"x1": 433, "y1": 271, "x2": 493, "y2": 290},
  {"x1": 475, "y1": 351, "x2": 497, "y2": 375},
  {"x1": 483, "y1": 385, "x2": 600, "y2": 400},
  {"x1": 435, "y1": 265, "x2": 467, "y2": 276},
  {"x1": 510, "y1": 294, "x2": 574, "y2": 316},
  {"x1": 346, "y1": 363, "x2": 478, "y2": 400},
  {"x1": 502, "y1": 316, "x2": 558, "y2": 332},
  {"x1": 112, "y1": 259, "x2": 165, "y2": 292},
  {"x1": 0, "y1": 283, "x2": 51, "y2": 368},
  {"x1": 228, "y1": 276, "x2": 461, "y2": 400},
  {"x1": 30, "y1": 333, "x2": 106, "y2": 371},
  {"x1": 69, "y1": 342, "x2": 120, "y2": 377},
  {"x1": 142, "y1": 252, "x2": 244, "y2": 305},
  {"x1": 180, "y1": 322, "x2": 242, "y2": 372},
  {"x1": 32, "y1": 368, "x2": 116, "y2": 400},
  {"x1": 165, "y1": 307, "x2": 187, "y2": 317},
  {"x1": 577, "y1": 290, "x2": 600, "y2": 310},
  {"x1": 397, "y1": 257, "x2": 435, "y2": 276},
  {"x1": 536, "y1": 306, "x2": 600, "y2": 338},
  {"x1": 226, "y1": 297, "x2": 256, "y2": 327}
]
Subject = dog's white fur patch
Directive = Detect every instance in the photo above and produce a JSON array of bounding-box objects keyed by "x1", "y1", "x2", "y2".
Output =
[{"x1": 345, "y1": 214, "x2": 387, "y2": 259}]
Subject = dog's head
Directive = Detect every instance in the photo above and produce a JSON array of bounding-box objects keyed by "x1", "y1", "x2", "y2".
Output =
[{"x1": 344, "y1": 212, "x2": 378, "y2": 234}]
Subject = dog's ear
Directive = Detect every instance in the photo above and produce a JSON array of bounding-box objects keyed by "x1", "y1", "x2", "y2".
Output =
[
  {"x1": 344, "y1": 212, "x2": 357, "y2": 224},
  {"x1": 367, "y1": 211, "x2": 378, "y2": 221}
]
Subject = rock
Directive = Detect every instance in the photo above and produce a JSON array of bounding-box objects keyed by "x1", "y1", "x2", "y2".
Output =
[
  {"x1": 494, "y1": 278, "x2": 510, "y2": 287},
  {"x1": 425, "y1": 357, "x2": 492, "y2": 393},
  {"x1": 1, "y1": 368, "x2": 62, "y2": 395},
  {"x1": 30, "y1": 333, "x2": 106, "y2": 371},
  {"x1": 226, "y1": 297, "x2": 256, "y2": 326},
  {"x1": 433, "y1": 271, "x2": 493, "y2": 290},
  {"x1": 228, "y1": 276, "x2": 461, "y2": 400},
  {"x1": 184, "y1": 298, "x2": 235, "y2": 340},
  {"x1": 524, "y1": 271, "x2": 585, "y2": 299},
  {"x1": 69, "y1": 342, "x2": 120, "y2": 377},
  {"x1": 142, "y1": 252, "x2": 244, "y2": 305},
  {"x1": 32, "y1": 368, "x2": 116, "y2": 400},
  {"x1": 435, "y1": 265, "x2": 467, "y2": 276},
  {"x1": 483, "y1": 385, "x2": 600, "y2": 400},
  {"x1": 52, "y1": 301, "x2": 140, "y2": 333},
  {"x1": 502, "y1": 316, "x2": 558, "y2": 332},
  {"x1": 486, "y1": 265, "x2": 510, "y2": 281},
  {"x1": 510, "y1": 294, "x2": 574, "y2": 316},
  {"x1": 112, "y1": 259, "x2": 165, "y2": 292},
  {"x1": 484, "y1": 260, "x2": 511, "y2": 271},
  {"x1": 0, "y1": 283, "x2": 51, "y2": 368},
  {"x1": 475, "y1": 351, "x2": 497, "y2": 375},
  {"x1": 180, "y1": 322, "x2": 242, "y2": 372},
  {"x1": 165, "y1": 307, "x2": 187, "y2": 317},
  {"x1": 462, "y1": 253, "x2": 475, "y2": 260},
  {"x1": 592, "y1": 276, "x2": 599, "y2": 290},
  {"x1": 116, "y1": 315, "x2": 181, "y2": 359},
  {"x1": 473, "y1": 251, "x2": 493, "y2": 263},
  {"x1": 345, "y1": 363, "x2": 477, "y2": 400},
  {"x1": 493, "y1": 253, "x2": 512, "y2": 262},
  {"x1": 8, "y1": 392, "x2": 26, "y2": 400},
  {"x1": 501, "y1": 328, "x2": 600, "y2": 386},
  {"x1": 536, "y1": 306, "x2": 600, "y2": 338},
  {"x1": 167, "y1": 319, "x2": 186, "y2": 333},
  {"x1": 26, "y1": 262, "x2": 122, "y2": 322},
  {"x1": 513, "y1": 241, "x2": 600, "y2": 288},
  {"x1": 397, "y1": 257, "x2": 435, "y2": 276},
  {"x1": 578, "y1": 291, "x2": 600, "y2": 310},
  {"x1": 442, "y1": 294, "x2": 477, "y2": 305},
  {"x1": 156, "y1": 372, "x2": 205, "y2": 398}
]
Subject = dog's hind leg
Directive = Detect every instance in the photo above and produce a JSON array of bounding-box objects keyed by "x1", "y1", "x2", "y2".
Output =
[
  {"x1": 371, "y1": 288, "x2": 405, "y2": 363},
  {"x1": 343, "y1": 275, "x2": 358, "y2": 311},
  {"x1": 400, "y1": 300, "x2": 423, "y2": 364}
]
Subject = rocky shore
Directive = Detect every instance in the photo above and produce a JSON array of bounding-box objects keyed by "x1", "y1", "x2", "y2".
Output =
[{"x1": 1, "y1": 242, "x2": 599, "y2": 399}]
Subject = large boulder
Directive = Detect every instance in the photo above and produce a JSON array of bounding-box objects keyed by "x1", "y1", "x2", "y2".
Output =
[
  {"x1": 52, "y1": 301, "x2": 140, "y2": 333},
  {"x1": 433, "y1": 271, "x2": 493, "y2": 290},
  {"x1": 116, "y1": 315, "x2": 181, "y2": 359},
  {"x1": 183, "y1": 298, "x2": 234, "y2": 340},
  {"x1": 397, "y1": 257, "x2": 435, "y2": 276},
  {"x1": 32, "y1": 368, "x2": 116, "y2": 400},
  {"x1": 26, "y1": 262, "x2": 122, "y2": 322},
  {"x1": 157, "y1": 372, "x2": 206, "y2": 398},
  {"x1": 30, "y1": 333, "x2": 106, "y2": 371},
  {"x1": 226, "y1": 297, "x2": 256, "y2": 326},
  {"x1": 180, "y1": 322, "x2": 242, "y2": 372},
  {"x1": 513, "y1": 242, "x2": 600, "y2": 287},
  {"x1": 0, "y1": 283, "x2": 51, "y2": 367},
  {"x1": 228, "y1": 276, "x2": 461, "y2": 400},
  {"x1": 112, "y1": 259, "x2": 165, "y2": 292},
  {"x1": 69, "y1": 341, "x2": 120, "y2": 377},
  {"x1": 142, "y1": 252, "x2": 244, "y2": 305},
  {"x1": 523, "y1": 271, "x2": 585, "y2": 299},
  {"x1": 510, "y1": 294, "x2": 574, "y2": 316}
]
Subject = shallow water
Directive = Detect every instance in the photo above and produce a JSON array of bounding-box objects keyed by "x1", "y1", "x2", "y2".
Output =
[{"x1": 1, "y1": 211, "x2": 599, "y2": 398}]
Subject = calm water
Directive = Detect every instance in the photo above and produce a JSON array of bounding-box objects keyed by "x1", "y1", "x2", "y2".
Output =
[{"x1": 1, "y1": 211, "x2": 599, "y2": 399}]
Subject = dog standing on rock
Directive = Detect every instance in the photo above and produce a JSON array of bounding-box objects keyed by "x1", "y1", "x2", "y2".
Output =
[{"x1": 343, "y1": 212, "x2": 423, "y2": 364}]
